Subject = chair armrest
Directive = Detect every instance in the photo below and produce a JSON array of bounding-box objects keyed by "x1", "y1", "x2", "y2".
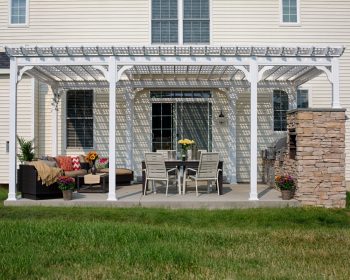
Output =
[
  {"x1": 185, "y1": 168, "x2": 197, "y2": 173},
  {"x1": 184, "y1": 168, "x2": 197, "y2": 178},
  {"x1": 167, "y1": 168, "x2": 178, "y2": 174},
  {"x1": 217, "y1": 168, "x2": 223, "y2": 177}
]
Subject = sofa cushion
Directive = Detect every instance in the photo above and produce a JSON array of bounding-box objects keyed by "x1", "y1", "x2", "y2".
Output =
[
  {"x1": 38, "y1": 159, "x2": 57, "y2": 168},
  {"x1": 96, "y1": 157, "x2": 109, "y2": 169},
  {"x1": 78, "y1": 154, "x2": 87, "y2": 163},
  {"x1": 64, "y1": 169, "x2": 87, "y2": 177},
  {"x1": 99, "y1": 168, "x2": 133, "y2": 175},
  {"x1": 71, "y1": 156, "x2": 81, "y2": 170},
  {"x1": 56, "y1": 156, "x2": 73, "y2": 171}
]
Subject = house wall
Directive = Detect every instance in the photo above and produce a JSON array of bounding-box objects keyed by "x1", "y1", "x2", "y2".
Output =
[
  {"x1": 0, "y1": 75, "x2": 34, "y2": 184},
  {"x1": 0, "y1": 0, "x2": 349, "y2": 181}
]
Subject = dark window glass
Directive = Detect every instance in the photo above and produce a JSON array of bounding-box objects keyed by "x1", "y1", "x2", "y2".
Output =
[
  {"x1": 273, "y1": 90, "x2": 289, "y2": 131},
  {"x1": 66, "y1": 90, "x2": 93, "y2": 148},
  {"x1": 297, "y1": 89, "x2": 309, "y2": 109}
]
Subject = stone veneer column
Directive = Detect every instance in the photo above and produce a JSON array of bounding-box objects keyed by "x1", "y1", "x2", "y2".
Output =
[{"x1": 287, "y1": 109, "x2": 346, "y2": 208}]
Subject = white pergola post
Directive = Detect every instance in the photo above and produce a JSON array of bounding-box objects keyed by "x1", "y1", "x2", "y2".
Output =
[
  {"x1": 227, "y1": 90, "x2": 237, "y2": 184},
  {"x1": 51, "y1": 88, "x2": 60, "y2": 157},
  {"x1": 8, "y1": 57, "x2": 18, "y2": 201},
  {"x1": 107, "y1": 57, "x2": 117, "y2": 201},
  {"x1": 249, "y1": 58, "x2": 259, "y2": 201},
  {"x1": 331, "y1": 58, "x2": 341, "y2": 108},
  {"x1": 125, "y1": 91, "x2": 134, "y2": 171}
]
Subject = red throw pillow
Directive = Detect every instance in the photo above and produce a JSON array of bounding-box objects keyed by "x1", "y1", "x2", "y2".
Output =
[
  {"x1": 56, "y1": 156, "x2": 73, "y2": 172},
  {"x1": 71, "y1": 156, "x2": 81, "y2": 171}
]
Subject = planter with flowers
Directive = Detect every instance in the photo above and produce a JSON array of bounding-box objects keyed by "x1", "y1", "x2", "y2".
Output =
[
  {"x1": 275, "y1": 175, "x2": 295, "y2": 200},
  {"x1": 57, "y1": 176, "x2": 75, "y2": 200},
  {"x1": 178, "y1": 139, "x2": 195, "y2": 161},
  {"x1": 85, "y1": 151, "x2": 99, "y2": 175}
]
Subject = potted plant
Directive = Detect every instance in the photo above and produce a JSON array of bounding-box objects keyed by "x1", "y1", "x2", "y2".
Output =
[
  {"x1": 57, "y1": 176, "x2": 75, "y2": 200},
  {"x1": 17, "y1": 136, "x2": 35, "y2": 163},
  {"x1": 275, "y1": 175, "x2": 295, "y2": 200}
]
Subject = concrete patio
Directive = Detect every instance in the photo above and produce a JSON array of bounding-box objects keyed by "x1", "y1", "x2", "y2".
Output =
[{"x1": 4, "y1": 183, "x2": 300, "y2": 209}]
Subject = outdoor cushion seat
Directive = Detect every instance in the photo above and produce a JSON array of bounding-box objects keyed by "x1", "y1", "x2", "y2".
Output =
[
  {"x1": 98, "y1": 168, "x2": 133, "y2": 185},
  {"x1": 99, "y1": 168, "x2": 133, "y2": 175},
  {"x1": 64, "y1": 169, "x2": 88, "y2": 177}
]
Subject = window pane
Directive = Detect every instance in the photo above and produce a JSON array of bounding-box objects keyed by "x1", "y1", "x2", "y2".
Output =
[
  {"x1": 183, "y1": 0, "x2": 210, "y2": 43},
  {"x1": 273, "y1": 90, "x2": 288, "y2": 131},
  {"x1": 11, "y1": 0, "x2": 27, "y2": 24},
  {"x1": 66, "y1": 90, "x2": 93, "y2": 148},
  {"x1": 297, "y1": 89, "x2": 309, "y2": 108},
  {"x1": 282, "y1": 0, "x2": 298, "y2": 23},
  {"x1": 152, "y1": 0, "x2": 178, "y2": 43}
]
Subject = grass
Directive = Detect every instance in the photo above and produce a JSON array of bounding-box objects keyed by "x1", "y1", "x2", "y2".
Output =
[{"x1": 0, "y1": 187, "x2": 350, "y2": 279}]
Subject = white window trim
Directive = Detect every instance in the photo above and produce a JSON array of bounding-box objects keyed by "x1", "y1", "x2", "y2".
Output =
[
  {"x1": 8, "y1": 0, "x2": 29, "y2": 28},
  {"x1": 279, "y1": 0, "x2": 301, "y2": 26},
  {"x1": 149, "y1": 0, "x2": 211, "y2": 45},
  {"x1": 297, "y1": 86, "x2": 312, "y2": 108}
]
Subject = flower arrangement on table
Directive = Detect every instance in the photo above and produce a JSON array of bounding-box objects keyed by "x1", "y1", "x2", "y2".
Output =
[
  {"x1": 275, "y1": 175, "x2": 295, "y2": 190},
  {"x1": 85, "y1": 151, "x2": 99, "y2": 174},
  {"x1": 57, "y1": 176, "x2": 75, "y2": 191},
  {"x1": 178, "y1": 139, "x2": 195, "y2": 160}
]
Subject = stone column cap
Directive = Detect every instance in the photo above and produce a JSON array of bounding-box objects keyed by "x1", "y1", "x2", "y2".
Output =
[{"x1": 288, "y1": 108, "x2": 346, "y2": 114}]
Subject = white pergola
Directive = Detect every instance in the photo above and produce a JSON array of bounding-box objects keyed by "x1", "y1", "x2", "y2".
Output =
[{"x1": 5, "y1": 45, "x2": 345, "y2": 201}]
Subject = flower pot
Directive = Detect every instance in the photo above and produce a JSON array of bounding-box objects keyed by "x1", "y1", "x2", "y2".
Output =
[
  {"x1": 281, "y1": 190, "x2": 293, "y2": 200},
  {"x1": 62, "y1": 189, "x2": 73, "y2": 200}
]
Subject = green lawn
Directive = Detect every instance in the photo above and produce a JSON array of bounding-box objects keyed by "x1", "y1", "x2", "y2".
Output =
[{"x1": 0, "y1": 187, "x2": 350, "y2": 279}]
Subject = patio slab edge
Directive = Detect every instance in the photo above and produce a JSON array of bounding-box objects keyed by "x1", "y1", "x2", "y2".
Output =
[{"x1": 4, "y1": 199, "x2": 300, "y2": 209}]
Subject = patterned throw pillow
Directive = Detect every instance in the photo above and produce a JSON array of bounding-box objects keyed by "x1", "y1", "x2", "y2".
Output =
[
  {"x1": 95, "y1": 157, "x2": 109, "y2": 169},
  {"x1": 71, "y1": 156, "x2": 81, "y2": 171},
  {"x1": 56, "y1": 156, "x2": 73, "y2": 171}
]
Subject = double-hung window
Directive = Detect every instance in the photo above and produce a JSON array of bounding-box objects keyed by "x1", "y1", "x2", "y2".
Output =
[
  {"x1": 273, "y1": 90, "x2": 289, "y2": 131},
  {"x1": 281, "y1": 0, "x2": 299, "y2": 24},
  {"x1": 151, "y1": 0, "x2": 210, "y2": 44},
  {"x1": 152, "y1": 0, "x2": 178, "y2": 44},
  {"x1": 66, "y1": 90, "x2": 94, "y2": 149},
  {"x1": 10, "y1": 0, "x2": 28, "y2": 25},
  {"x1": 183, "y1": 0, "x2": 210, "y2": 44}
]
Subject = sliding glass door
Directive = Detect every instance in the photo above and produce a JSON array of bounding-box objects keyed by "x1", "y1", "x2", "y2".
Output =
[{"x1": 151, "y1": 91, "x2": 212, "y2": 153}]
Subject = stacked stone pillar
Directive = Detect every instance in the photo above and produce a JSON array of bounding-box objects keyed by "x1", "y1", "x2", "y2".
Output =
[{"x1": 278, "y1": 109, "x2": 346, "y2": 208}]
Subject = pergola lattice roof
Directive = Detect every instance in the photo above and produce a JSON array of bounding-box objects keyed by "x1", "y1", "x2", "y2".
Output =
[{"x1": 5, "y1": 45, "x2": 345, "y2": 87}]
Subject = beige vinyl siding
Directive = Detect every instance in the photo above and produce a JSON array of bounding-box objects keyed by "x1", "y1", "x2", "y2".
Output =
[
  {"x1": 0, "y1": 0, "x2": 350, "y2": 180},
  {"x1": 0, "y1": 75, "x2": 33, "y2": 184}
]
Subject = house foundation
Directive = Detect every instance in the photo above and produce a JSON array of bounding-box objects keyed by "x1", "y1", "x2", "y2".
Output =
[{"x1": 274, "y1": 109, "x2": 346, "y2": 208}]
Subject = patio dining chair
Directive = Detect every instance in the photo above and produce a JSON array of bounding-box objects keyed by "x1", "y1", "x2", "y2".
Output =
[
  {"x1": 144, "y1": 152, "x2": 179, "y2": 196},
  {"x1": 183, "y1": 152, "x2": 222, "y2": 196}
]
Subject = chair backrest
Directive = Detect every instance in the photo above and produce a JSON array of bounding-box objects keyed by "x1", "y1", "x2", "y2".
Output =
[
  {"x1": 156, "y1": 150, "x2": 176, "y2": 160},
  {"x1": 197, "y1": 152, "x2": 219, "y2": 178},
  {"x1": 145, "y1": 153, "x2": 167, "y2": 179}
]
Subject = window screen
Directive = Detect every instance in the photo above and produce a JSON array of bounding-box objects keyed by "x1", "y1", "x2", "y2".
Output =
[
  {"x1": 273, "y1": 90, "x2": 289, "y2": 131},
  {"x1": 152, "y1": 0, "x2": 178, "y2": 43},
  {"x1": 11, "y1": 0, "x2": 27, "y2": 24},
  {"x1": 66, "y1": 90, "x2": 93, "y2": 148},
  {"x1": 282, "y1": 0, "x2": 298, "y2": 23},
  {"x1": 183, "y1": 0, "x2": 210, "y2": 43}
]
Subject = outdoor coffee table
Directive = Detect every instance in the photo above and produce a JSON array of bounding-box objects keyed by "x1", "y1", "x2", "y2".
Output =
[{"x1": 76, "y1": 173, "x2": 108, "y2": 193}]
